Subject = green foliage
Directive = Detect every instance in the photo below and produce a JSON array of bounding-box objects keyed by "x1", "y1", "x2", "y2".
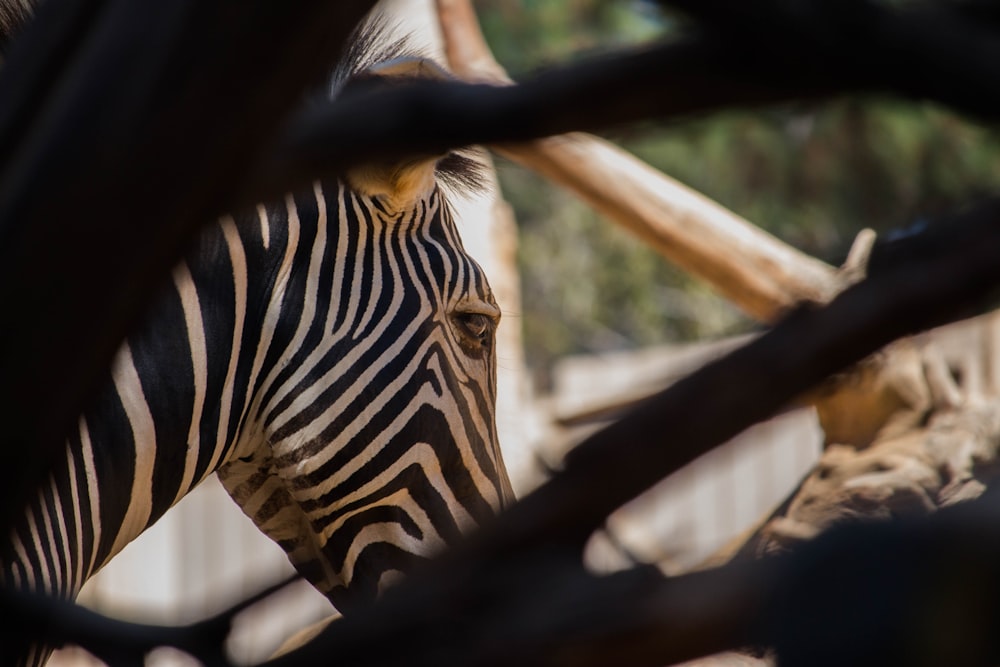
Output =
[
  {"x1": 499, "y1": 158, "x2": 746, "y2": 382},
  {"x1": 620, "y1": 102, "x2": 1000, "y2": 260},
  {"x1": 476, "y1": 1, "x2": 1000, "y2": 383},
  {"x1": 476, "y1": 0, "x2": 667, "y2": 73}
]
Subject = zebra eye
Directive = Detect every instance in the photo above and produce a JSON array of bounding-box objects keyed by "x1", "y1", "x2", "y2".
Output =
[{"x1": 453, "y1": 312, "x2": 494, "y2": 349}]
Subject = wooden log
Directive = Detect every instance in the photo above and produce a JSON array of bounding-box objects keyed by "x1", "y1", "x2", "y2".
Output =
[
  {"x1": 436, "y1": 0, "x2": 922, "y2": 452},
  {"x1": 731, "y1": 312, "x2": 1000, "y2": 562},
  {"x1": 263, "y1": 196, "x2": 1000, "y2": 666},
  {"x1": 436, "y1": 0, "x2": 1000, "y2": 579},
  {"x1": 436, "y1": 0, "x2": 838, "y2": 322}
]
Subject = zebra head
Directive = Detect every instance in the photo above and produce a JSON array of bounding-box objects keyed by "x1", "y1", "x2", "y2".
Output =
[
  {"x1": 0, "y1": 8, "x2": 514, "y2": 635},
  {"x1": 216, "y1": 56, "x2": 515, "y2": 610}
]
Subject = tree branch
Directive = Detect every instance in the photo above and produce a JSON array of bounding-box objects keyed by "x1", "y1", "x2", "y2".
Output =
[
  {"x1": 18, "y1": 482, "x2": 1000, "y2": 667},
  {"x1": 0, "y1": 574, "x2": 300, "y2": 666},
  {"x1": 436, "y1": 0, "x2": 844, "y2": 323},
  {"x1": 0, "y1": 0, "x2": 378, "y2": 534},
  {"x1": 258, "y1": 35, "x2": 843, "y2": 198},
  {"x1": 262, "y1": 0, "x2": 1000, "y2": 206},
  {"x1": 258, "y1": 195, "x2": 1000, "y2": 666},
  {"x1": 6, "y1": 1, "x2": 1000, "y2": 663},
  {"x1": 264, "y1": 488, "x2": 1000, "y2": 666}
]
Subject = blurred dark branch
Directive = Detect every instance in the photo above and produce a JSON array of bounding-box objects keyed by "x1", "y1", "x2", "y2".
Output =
[
  {"x1": 4, "y1": 0, "x2": 997, "y2": 536},
  {"x1": 663, "y1": 0, "x2": 1000, "y2": 120},
  {"x1": 0, "y1": 0, "x2": 378, "y2": 534},
  {"x1": 258, "y1": 0, "x2": 1000, "y2": 198},
  {"x1": 765, "y1": 491, "x2": 1000, "y2": 667},
  {"x1": 951, "y1": 0, "x2": 1000, "y2": 25},
  {"x1": 0, "y1": 574, "x2": 300, "y2": 666},
  {"x1": 264, "y1": 552, "x2": 777, "y2": 667},
  {"x1": 16, "y1": 480, "x2": 1000, "y2": 667},
  {"x1": 4, "y1": 0, "x2": 1000, "y2": 663},
  {"x1": 257, "y1": 36, "x2": 841, "y2": 195},
  {"x1": 477, "y1": 199, "x2": 1000, "y2": 554},
  {"x1": 264, "y1": 490, "x2": 1000, "y2": 667},
  {"x1": 256, "y1": 198, "x2": 1000, "y2": 666},
  {"x1": 0, "y1": 0, "x2": 103, "y2": 162}
]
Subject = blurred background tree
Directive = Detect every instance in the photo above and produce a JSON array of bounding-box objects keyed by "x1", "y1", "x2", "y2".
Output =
[{"x1": 475, "y1": 0, "x2": 1000, "y2": 389}]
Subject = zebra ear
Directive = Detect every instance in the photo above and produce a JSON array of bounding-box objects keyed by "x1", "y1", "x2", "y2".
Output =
[
  {"x1": 345, "y1": 57, "x2": 454, "y2": 208},
  {"x1": 366, "y1": 56, "x2": 453, "y2": 81}
]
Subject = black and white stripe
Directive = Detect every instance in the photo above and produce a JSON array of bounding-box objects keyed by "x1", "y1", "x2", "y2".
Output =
[{"x1": 1, "y1": 18, "x2": 514, "y2": 664}]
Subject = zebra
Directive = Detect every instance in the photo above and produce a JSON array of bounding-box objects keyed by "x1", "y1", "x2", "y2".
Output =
[{"x1": 0, "y1": 13, "x2": 515, "y2": 665}]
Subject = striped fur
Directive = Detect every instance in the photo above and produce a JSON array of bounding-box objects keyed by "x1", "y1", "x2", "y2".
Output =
[
  {"x1": 2, "y1": 180, "x2": 513, "y2": 645},
  {"x1": 1, "y1": 14, "x2": 513, "y2": 664}
]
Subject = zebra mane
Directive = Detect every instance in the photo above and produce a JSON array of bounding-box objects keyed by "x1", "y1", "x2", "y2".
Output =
[
  {"x1": 330, "y1": 13, "x2": 490, "y2": 198},
  {"x1": 0, "y1": 0, "x2": 33, "y2": 56}
]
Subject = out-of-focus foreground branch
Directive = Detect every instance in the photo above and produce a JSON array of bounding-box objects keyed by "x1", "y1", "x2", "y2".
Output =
[
  {"x1": 0, "y1": 0, "x2": 379, "y2": 537},
  {"x1": 437, "y1": 0, "x2": 1000, "y2": 576},
  {"x1": 261, "y1": 198, "x2": 1000, "y2": 666},
  {"x1": 269, "y1": 0, "x2": 1000, "y2": 226},
  {"x1": 436, "y1": 0, "x2": 839, "y2": 323},
  {"x1": 1, "y1": 575, "x2": 299, "y2": 666},
  {"x1": 5, "y1": 0, "x2": 1000, "y2": 663},
  {"x1": 12, "y1": 193, "x2": 1000, "y2": 665}
]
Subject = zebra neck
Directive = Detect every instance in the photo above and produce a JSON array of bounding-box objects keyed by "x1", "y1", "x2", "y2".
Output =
[
  {"x1": 3, "y1": 190, "x2": 303, "y2": 597},
  {"x1": 88, "y1": 202, "x2": 300, "y2": 576}
]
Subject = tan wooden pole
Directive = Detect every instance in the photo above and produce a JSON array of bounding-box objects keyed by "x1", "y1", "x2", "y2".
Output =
[{"x1": 436, "y1": 0, "x2": 841, "y2": 323}]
